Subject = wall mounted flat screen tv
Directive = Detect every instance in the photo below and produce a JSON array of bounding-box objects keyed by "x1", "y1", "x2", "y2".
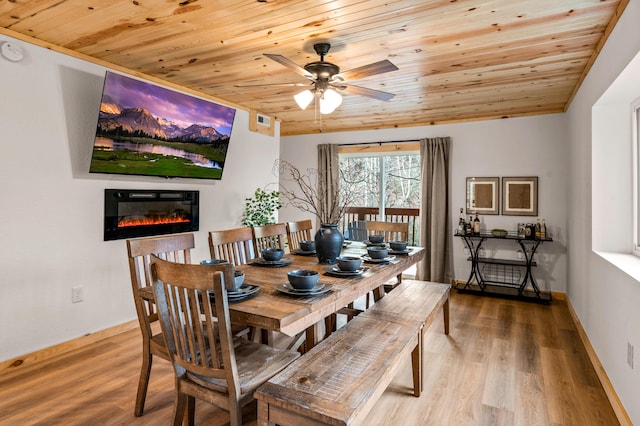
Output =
[{"x1": 89, "y1": 71, "x2": 236, "y2": 180}]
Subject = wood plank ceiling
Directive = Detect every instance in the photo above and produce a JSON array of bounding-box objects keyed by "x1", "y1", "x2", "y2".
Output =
[{"x1": 0, "y1": 0, "x2": 627, "y2": 136}]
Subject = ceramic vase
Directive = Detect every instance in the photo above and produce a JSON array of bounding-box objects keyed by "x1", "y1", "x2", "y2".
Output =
[{"x1": 314, "y1": 223, "x2": 344, "y2": 264}]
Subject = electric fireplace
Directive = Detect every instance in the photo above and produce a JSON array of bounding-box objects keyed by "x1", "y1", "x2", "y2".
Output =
[{"x1": 104, "y1": 189, "x2": 199, "y2": 241}]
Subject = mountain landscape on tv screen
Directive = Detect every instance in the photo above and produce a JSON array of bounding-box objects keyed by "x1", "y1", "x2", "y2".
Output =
[
  {"x1": 89, "y1": 72, "x2": 236, "y2": 180},
  {"x1": 98, "y1": 96, "x2": 229, "y2": 143}
]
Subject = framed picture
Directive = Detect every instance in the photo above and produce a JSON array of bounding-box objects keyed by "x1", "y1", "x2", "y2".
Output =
[
  {"x1": 466, "y1": 177, "x2": 499, "y2": 215},
  {"x1": 502, "y1": 177, "x2": 538, "y2": 216}
]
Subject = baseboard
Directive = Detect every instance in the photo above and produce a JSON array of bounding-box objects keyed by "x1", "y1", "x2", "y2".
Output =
[
  {"x1": 565, "y1": 299, "x2": 632, "y2": 426},
  {"x1": 452, "y1": 280, "x2": 567, "y2": 299},
  {"x1": 450, "y1": 279, "x2": 558, "y2": 303},
  {"x1": 0, "y1": 320, "x2": 139, "y2": 379}
]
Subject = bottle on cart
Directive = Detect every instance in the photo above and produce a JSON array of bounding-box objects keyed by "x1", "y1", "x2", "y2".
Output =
[
  {"x1": 535, "y1": 219, "x2": 541, "y2": 238},
  {"x1": 457, "y1": 208, "x2": 465, "y2": 235},
  {"x1": 466, "y1": 216, "x2": 473, "y2": 235},
  {"x1": 540, "y1": 219, "x2": 546, "y2": 238},
  {"x1": 473, "y1": 213, "x2": 480, "y2": 235}
]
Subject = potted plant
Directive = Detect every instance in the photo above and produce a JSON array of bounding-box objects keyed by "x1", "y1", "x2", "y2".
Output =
[{"x1": 241, "y1": 188, "x2": 283, "y2": 227}]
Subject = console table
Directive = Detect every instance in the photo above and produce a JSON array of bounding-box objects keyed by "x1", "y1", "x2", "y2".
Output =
[{"x1": 455, "y1": 233, "x2": 553, "y2": 302}]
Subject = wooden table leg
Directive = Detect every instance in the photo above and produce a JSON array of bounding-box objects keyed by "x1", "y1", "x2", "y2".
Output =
[
  {"x1": 373, "y1": 285, "x2": 384, "y2": 302},
  {"x1": 305, "y1": 322, "x2": 324, "y2": 351},
  {"x1": 257, "y1": 400, "x2": 270, "y2": 426},
  {"x1": 324, "y1": 313, "x2": 336, "y2": 338},
  {"x1": 260, "y1": 328, "x2": 274, "y2": 346}
]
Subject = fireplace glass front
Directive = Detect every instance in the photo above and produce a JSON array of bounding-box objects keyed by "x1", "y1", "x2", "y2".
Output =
[{"x1": 104, "y1": 189, "x2": 199, "y2": 241}]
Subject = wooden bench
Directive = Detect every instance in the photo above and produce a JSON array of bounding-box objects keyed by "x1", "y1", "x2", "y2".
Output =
[
  {"x1": 360, "y1": 280, "x2": 450, "y2": 397},
  {"x1": 254, "y1": 280, "x2": 450, "y2": 426}
]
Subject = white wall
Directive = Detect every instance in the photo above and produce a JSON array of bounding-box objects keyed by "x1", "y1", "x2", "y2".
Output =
[
  {"x1": 566, "y1": 0, "x2": 640, "y2": 422},
  {"x1": 0, "y1": 35, "x2": 280, "y2": 361},
  {"x1": 281, "y1": 113, "x2": 568, "y2": 293}
]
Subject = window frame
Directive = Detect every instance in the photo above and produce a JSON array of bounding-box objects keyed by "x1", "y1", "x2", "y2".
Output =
[{"x1": 633, "y1": 97, "x2": 640, "y2": 256}]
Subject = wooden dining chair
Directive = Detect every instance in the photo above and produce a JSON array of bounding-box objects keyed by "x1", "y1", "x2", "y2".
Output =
[
  {"x1": 365, "y1": 220, "x2": 410, "y2": 303},
  {"x1": 208, "y1": 227, "x2": 256, "y2": 265},
  {"x1": 126, "y1": 233, "x2": 195, "y2": 417},
  {"x1": 150, "y1": 255, "x2": 300, "y2": 426},
  {"x1": 365, "y1": 220, "x2": 410, "y2": 243},
  {"x1": 286, "y1": 219, "x2": 313, "y2": 251},
  {"x1": 252, "y1": 223, "x2": 288, "y2": 255}
]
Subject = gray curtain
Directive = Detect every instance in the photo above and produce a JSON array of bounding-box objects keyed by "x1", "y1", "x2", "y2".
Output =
[
  {"x1": 317, "y1": 144, "x2": 339, "y2": 225},
  {"x1": 416, "y1": 137, "x2": 452, "y2": 283}
]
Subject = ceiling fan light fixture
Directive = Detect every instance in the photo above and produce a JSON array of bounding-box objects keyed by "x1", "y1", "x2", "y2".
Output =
[
  {"x1": 294, "y1": 89, "x2": 314, "y2": 110},
  {"x1": 261, "y1": 42, "x2": 397, "y2": 118},
  {"x1": 319, "y1": 88, "x2": 342, "y2": 114}
]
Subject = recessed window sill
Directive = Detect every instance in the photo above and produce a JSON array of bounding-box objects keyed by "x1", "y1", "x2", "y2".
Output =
[{"x1": 594, "y1": 251, "x2": 640, "y2": 283}]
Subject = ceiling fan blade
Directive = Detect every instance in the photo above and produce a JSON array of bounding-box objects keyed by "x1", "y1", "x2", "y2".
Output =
[
  {"x1": 338, "y1": 84, "x2": 395, "y2": 101},
  {"x1": 235, "y1": 82, "x2": 310, "y2": 88},
  {"x1": 264, "y1": 53, "x2": 314, "y2": 79},
  {"x1": 336, "y1": 59, "x2": 398, "y2": 81}
]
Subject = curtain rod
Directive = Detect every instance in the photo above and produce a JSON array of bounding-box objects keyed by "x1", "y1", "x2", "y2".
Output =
[{"x1": 338, "y1": 139, "x2": 421, "y2": 146}]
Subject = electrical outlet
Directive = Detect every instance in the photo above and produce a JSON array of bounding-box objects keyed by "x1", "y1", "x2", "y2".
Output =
[
  {"x1": 628, "y1": 342, "x2": 634, "y2": 369},
  {"x1": 72, "y1": 286, "x2": 83, "y2": 303}
]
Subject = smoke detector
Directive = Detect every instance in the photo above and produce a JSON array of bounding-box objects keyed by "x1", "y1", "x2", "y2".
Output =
[{"x1": 1, "y1": 42, "x2": 24, "y2": 62}]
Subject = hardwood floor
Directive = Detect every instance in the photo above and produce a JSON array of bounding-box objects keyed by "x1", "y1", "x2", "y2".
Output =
[{"x1": 0, "y1": 291, "x2": 619, "y2": 425}]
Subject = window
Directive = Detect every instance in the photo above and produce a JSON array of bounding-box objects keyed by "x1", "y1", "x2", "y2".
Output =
[
  {"x1": 339, "y1": 153, "x2": 420, "y2": 210},
  {"x1": 338, "y1": 143, "x2": 420, "y2": 242},
  {"x1": 591, "y1": 47, "x2": 640, "y2": 280}
]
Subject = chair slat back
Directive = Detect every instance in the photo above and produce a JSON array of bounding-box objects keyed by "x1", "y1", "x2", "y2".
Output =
[
  {"x1": 126, "y1": 234, "x2": 195, "y2": 332},
  {"x1": 384, "y1": 208, "x2": 420, "y2": 246},
  {"x1": 365, "y1": 221, "x2": 409, "y2": 242},
  {"x1": 286, "y1": 220, "x2": 313, "y2": 251},
  {"x1": 209, "y1": 227, "x2": 256, "y2": 265},
  {"x1": 150, "y1": 255, "x2": 239, "y2": 386},
  {"x1": 252, "y1": 223, "x2": 288, "y2": 255}
]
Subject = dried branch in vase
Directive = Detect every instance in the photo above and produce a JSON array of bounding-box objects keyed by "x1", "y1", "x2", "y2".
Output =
[{"x1": 275, "y1": 160, "x2": 357, "y2": 225}]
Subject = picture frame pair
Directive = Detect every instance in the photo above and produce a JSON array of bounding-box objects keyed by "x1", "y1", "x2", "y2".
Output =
[{"x1": 466, "y1": 176, "x2": 538, "y2": 216}]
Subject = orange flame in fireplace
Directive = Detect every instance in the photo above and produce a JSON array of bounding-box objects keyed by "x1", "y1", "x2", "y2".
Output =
[{"x1": 118, "y1": 216, "x2": 190, "y2": 228}]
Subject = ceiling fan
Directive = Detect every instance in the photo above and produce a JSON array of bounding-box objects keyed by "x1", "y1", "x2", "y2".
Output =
[{"x1": 240, "y1": 43, "x2": 398, "y2": 114}]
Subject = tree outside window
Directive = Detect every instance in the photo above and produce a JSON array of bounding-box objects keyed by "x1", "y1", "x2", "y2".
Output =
[{"x1": 339, "y1": 153, "x2": 420, "y2": 210}]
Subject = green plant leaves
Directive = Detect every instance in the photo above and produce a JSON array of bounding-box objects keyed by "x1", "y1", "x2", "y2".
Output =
[{"x1": 241, "y1": 188, "x2": 283, "y2": 226}]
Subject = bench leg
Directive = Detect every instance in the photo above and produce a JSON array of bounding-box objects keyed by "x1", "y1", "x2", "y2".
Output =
[
  {"x1": 411, "y1": 333, "x2": 422, "y2": 397},
  {"x1": 443, "y1": 298, "x2": 450, "y2": 335}
]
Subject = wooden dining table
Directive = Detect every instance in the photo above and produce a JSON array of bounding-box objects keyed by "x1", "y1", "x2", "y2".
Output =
[{"x1": 229, "y1": 242, "x2": 425, "y2": 350}]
